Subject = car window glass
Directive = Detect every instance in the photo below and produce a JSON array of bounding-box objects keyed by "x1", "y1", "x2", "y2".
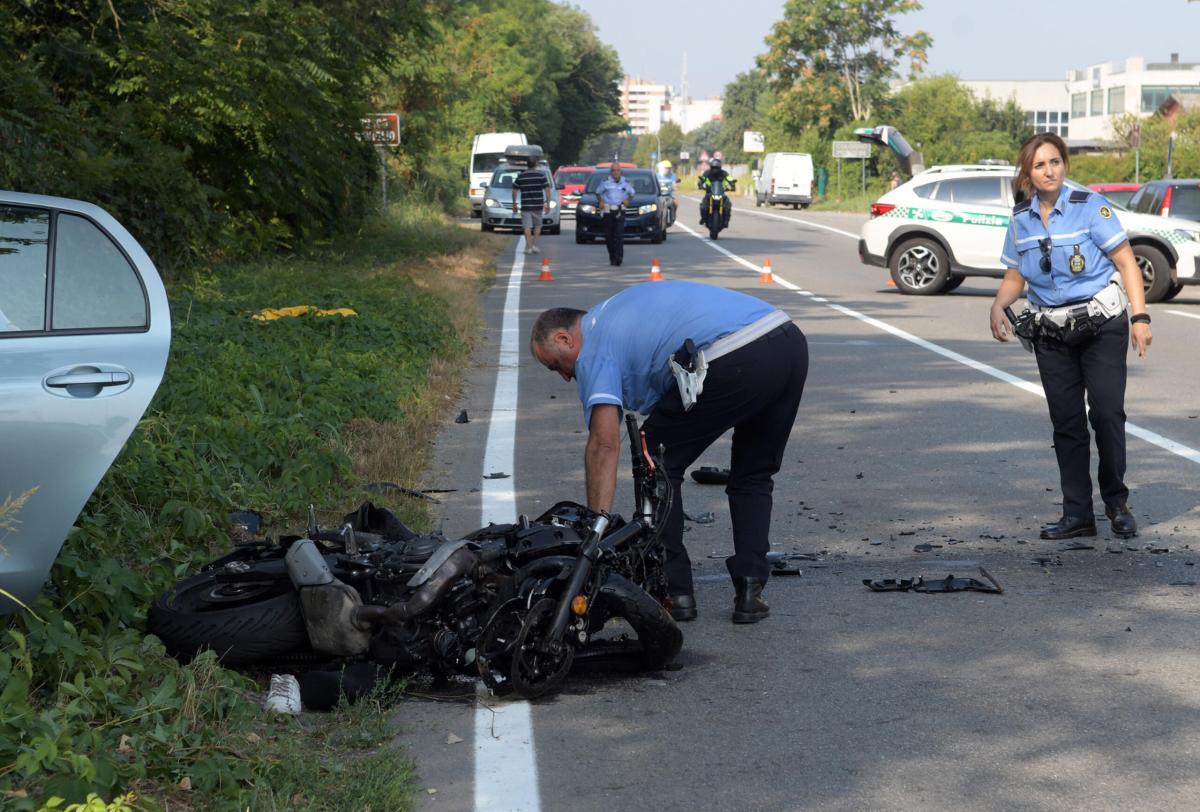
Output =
[
  {"x1": 472, "y1": 153, "x2": 503, "y2": 174},
  {"x1": 556, "y1": 171, "x2": 591, "y2": 186},
  {"x1": 630, "y1": 175, "x2": 657, "y2": 195},
  {"x1": 1128, "y1": 187, "x2": 1148, "y2": 212},
  {"x1": 1136, "y1": 185, "x2": 1164, "y2": 214},
  {"x1": 0, "y1": 206, "x2": 50, "y2": 333},
  {"x1": 912, "y1": 183, "x2": 937, "y2": 199},
  {"x1": 944, "y1": 177, "x2": 1004, "y2": 206},
  {"x1": 52, "y1": 213, "x2": 147, "y2": 330},
  {"x1": 1169, "y1": 185, "x2": 1200, "y2": 220}
]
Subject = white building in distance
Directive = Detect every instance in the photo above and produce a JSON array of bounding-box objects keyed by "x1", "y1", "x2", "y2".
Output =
[
  {"x1": 665, "y1": 98, "x2": 723, "y2": 134},
  {"x1": 620, "y1": 77, "x2": 671, "y2": 135},
  {"x1": 961, "y1": 54, "x2": 1200, "y2": 147}
]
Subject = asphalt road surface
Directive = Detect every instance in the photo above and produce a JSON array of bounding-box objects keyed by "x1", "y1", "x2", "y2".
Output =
[{"x1": 401, "y1": 200, "x2": 1200, "y2": 811}]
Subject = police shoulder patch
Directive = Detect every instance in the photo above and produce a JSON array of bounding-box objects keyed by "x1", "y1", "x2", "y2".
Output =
[
  {"x1": 1068, "y1": 190, "x2": 1091, "y2": 203},
  {"x1": 1098, "y1": 205, "x2": 1112, "y2": 219},
  {"x1": 1013, "y1": 198, "x2": 1032, "y2": 214}
]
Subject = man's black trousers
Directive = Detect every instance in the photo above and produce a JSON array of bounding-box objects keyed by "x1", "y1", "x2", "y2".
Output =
[
  {"x1": 603, "y1": 211, "x2": 624, "y2": 264},
  {"x1": 642, "y1": 322, "x2": 808, "y2": 594},
  {"x1": 1034, "y1": 315, "x2": 1129, "y2": 519}
]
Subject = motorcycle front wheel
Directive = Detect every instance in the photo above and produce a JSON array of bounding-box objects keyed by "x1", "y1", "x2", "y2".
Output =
[{"x1": 147, "y1": 571, "x2": 310, "y2": 666}]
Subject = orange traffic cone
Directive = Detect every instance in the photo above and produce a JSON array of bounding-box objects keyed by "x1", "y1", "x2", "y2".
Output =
[
  {"x1": 759, "y1": 258, "x2": 774, "y2": 284},
  {"x1": 649, "y1": 257, "x2": 663, "y2": 282},
  {"x1": 538, "y1": 256, "x2": 554, "y2": 282}
]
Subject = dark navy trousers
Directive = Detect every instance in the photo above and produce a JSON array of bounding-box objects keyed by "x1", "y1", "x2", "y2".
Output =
[
  {"x1": 602, "y1": 211, "x2": 624, "y2": 264},
  {"x1": 642, "y1": 322, "x2": 808, "y2": 594},
  {"x1": 1034, "y1": 315, "x2": 1130, "y2": 519}
]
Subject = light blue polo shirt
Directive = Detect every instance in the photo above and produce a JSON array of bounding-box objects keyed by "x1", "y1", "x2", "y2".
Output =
[
  {"x1": 597, "y1": 176, "x2": 635, "y2": 206},
  {"x1": 574, "y1": 281, "x2": 780, "y2": 427},
  {"x1": 1001, "y1": 186, "x2": 1128, "y2": 306}
]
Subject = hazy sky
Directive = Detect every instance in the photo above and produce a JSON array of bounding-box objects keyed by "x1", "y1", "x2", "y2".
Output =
[{"x1": 578, "y1": 0, "x2": 1200, "y2": 99}]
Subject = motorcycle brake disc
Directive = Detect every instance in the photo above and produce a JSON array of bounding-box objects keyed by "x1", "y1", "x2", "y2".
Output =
[{"x1": 510, "y1": 597, "x2": 574, "y2": 700}]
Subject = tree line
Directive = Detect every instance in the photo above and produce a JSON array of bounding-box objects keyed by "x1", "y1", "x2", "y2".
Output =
[
  {"x1": 0, "y1": 0, "x2": 624, "y2": 267},
  {"x1": 699, "y1": 0, "x2": 1187, "y2": 189}
]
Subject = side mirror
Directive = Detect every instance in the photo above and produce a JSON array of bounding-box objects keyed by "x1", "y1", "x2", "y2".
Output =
[{"x1": 479, "y1": 181, "x2": 488, "y2": 189}]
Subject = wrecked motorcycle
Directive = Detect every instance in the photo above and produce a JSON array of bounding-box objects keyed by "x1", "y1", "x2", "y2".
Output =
[{"x1": 147, "y1": 416, "x2": 682, "y2": 700}]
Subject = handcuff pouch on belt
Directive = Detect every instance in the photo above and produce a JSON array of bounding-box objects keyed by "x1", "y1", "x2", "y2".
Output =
[
  {"x1": 1010, "y1": 282, "x2": 1128, "y2": 350},
  {"x1": 669, "y1": 339, "x2": 708, "y2": 412}
]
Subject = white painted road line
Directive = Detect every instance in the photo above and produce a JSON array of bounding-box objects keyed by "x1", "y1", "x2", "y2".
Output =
[
  {"x1": 680, "y1": 220, "x2": 1200, "y2": 466},
  {"x1": 1165, "y1": 309, "x2": 1200, "y2": 321},
  {"x1": 738, "y1": 205, "x2": 861, "y2": 239},
  {"x1": 475, "y1": 237, "x2": 540, "y2": 812}
]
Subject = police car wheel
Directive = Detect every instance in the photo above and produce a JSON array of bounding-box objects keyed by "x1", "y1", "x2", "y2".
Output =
[
  {"x1": 1163, "y1": 281, "x2": 1184, "y2": 301},
  {"x1": 943, "y1": 275, "x2": 966, "y2": 292},
  {"x1": 889, "y1": 238, "x2": 950, "y2": 295},
  {"x1": 1132, "y1": 243, "x2": 1171, "y2": 303}
]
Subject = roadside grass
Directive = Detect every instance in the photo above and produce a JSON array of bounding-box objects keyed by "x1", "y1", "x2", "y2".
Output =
[{"x1": 0, "y1": 200, "x2": 500, "y2": 810}]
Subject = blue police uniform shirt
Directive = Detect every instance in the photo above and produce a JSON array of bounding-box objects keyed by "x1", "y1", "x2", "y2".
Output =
[
  {"x1": 574, "y1": 280, "x2": 781, "y2": 427},
  {"x1": 597, "y1": 176, "x2": 635, "y2": 206},
  {"x1": 1001, "y1": 187, "x2": 1128, "y2": 306}
]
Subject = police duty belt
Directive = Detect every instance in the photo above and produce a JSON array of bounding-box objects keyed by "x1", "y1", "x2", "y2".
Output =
[
  {"x1": 1009, "y1": 281, "x2": 1128, "y2": 351},
  {"x1": 669, "y1": 310, "x2": 791, "y2": 411}
]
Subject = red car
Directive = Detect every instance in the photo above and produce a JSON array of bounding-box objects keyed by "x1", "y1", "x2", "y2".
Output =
[
  {"x1": 1088, "y1": 182, "x2": 1141, "y2": 210},
  {"x1": 1127, "y1": 179, "x2": 1200, "y2": 222},
  {"x1": 553, "y1": 166, "x2": 595, "y2": 217}
]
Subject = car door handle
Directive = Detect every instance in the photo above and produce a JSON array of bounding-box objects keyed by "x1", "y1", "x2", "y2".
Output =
[{"x1": 45, "y1": 371, "x2": 131, "y2": 388}]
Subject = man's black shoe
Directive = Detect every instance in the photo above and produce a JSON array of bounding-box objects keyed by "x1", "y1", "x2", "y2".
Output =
[
  {"x1": 1039, "y1": 515, "x2": 1098, "y2": 540},
  {"x1": 669, "y1": 594, "x2": 697, "y2": 622},
  {"x1": 1106, "y1": 504, "x2": 1138, "y2": 538},
  {"x1": 731, "y1": 578, "x2": 769, "y2": 624}
]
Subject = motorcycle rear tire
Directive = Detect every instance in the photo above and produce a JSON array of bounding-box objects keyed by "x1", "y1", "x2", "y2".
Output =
[{"x1": 147, "y1": 571, "x2": 310, "y2": 666}]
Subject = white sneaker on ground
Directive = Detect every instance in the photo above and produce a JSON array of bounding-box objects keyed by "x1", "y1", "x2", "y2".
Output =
[
  {"x1": 530, "y1": 246, "x2": 541, "y2": 254},
  {"x1": 524, "y1": 248, "x2": 533, "y2": 254},
  {"x1": 265, "y1": 673, "x2": 302, "y2": 714}
]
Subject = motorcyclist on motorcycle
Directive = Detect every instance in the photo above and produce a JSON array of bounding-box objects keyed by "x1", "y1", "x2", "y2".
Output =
[
  {"x1": 698, "y1": 158, "x2": 736, "y2": 227},
  {"x1": 656, "y1": 160, "x2": 678, "y2": 224}
]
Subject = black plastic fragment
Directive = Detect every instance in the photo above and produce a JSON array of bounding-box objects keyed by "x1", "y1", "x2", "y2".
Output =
[
  {"x1": 690, "y1": 466, "x2": 730, "y2": 485},
  {"x1": 863, "y1": 567, "x2": 1002, "y2": 594},
  {"x1": 455, "y1": 409, "x2": 470, "y2": 424}
]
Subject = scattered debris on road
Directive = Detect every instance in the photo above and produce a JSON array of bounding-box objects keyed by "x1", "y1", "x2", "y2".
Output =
[
  {"x1": 455, "y1": 409, "x2": 470, "y2": 423},
  {"x1": 686, "y1": 511, "x2": 716, "y2": 524},
  {"x1": 483, "y1": 471, "x2": 510, "y2": 479},
  {"x1": 863, "y1": 567, "x2": 1002, "y2": 594}
]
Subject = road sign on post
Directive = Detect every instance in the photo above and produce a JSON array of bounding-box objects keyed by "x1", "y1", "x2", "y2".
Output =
[
  {"x1": 743, "y1": 131, "x2": 765, "y2": 152},
  {"x1": 357, "y1": 113, "x2": 401, "y2": 146},
  {"x1": 832, "y1": 140, "x2": 871, "y2": 159}
]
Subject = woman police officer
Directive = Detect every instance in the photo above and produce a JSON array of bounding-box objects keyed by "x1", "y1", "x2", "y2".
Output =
[{"x1": 989, "y1": 132, "x2": 1152, "y2": 540}]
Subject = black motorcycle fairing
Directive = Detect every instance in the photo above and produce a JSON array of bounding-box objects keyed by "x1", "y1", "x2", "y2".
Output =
[{"x1": 344, "y1": 501, "x2": 418, "y2": 541}]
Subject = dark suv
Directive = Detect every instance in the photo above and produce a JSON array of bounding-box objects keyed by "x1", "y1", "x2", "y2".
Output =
[{"x1": 1127, "y1": 179, "x2": 1200, "y2": 222}]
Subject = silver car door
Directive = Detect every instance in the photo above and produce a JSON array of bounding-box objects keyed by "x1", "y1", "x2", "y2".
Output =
[{"x1": 0, "y1": 193, "x2": 170, "y2": 612}]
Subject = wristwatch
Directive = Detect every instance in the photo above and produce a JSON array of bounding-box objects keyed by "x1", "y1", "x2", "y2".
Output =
[{"x1": 1130, "y1": 313, "x2": 1151, "y2": 325}]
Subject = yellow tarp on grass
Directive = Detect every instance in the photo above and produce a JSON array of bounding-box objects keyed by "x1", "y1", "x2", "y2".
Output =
[{"x1": 252, "y1": 305, "x2": 358, "y2": 321}]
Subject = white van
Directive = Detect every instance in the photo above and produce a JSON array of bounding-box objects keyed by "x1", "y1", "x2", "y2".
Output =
[
  {"x1": 755, "y1": 152, "x2": 814, "y2": 209},
  {"x1": 469, "y1": 132, "x2": 527, "y2": 217}
]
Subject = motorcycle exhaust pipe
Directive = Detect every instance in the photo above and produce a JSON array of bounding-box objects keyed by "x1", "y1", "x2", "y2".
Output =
[{"x1": 353, "y1": 547, "x2": 478, "y2": 625}]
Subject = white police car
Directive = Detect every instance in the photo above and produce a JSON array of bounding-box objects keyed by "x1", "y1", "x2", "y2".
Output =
[{"x1": 858, "y1": 164, "x2": 1200, "y2": 301}]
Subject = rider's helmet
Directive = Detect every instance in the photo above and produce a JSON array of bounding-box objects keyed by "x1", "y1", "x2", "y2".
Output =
[
  {"x1": 710, "y1": 158, "x2": 722, "y2": 170},
  {"x1": 661, "y1": 159, "x2": 672, "y2": 169}
]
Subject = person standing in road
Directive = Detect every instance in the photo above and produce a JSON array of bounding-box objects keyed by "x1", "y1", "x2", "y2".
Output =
[
  {"x1": 513, "y1": 160, "x2": 550, "y2": 255},
  {"x1": 989, "y1": 132, "x2": 1152, "y2": 541},
  {"x1": 596, "y1": 164, "x2": 635, "y2": 266},
  {"x1": 529, "y1": 281, "x2": 808, "y2": 624}
]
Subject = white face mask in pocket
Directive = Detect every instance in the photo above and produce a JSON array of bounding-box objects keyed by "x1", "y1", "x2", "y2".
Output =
[{"x1": 669, "y1": 339, "x2": 708, "y2": 412}]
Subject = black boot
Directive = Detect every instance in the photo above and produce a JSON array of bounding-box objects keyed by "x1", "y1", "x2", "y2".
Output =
[
  {"x1": 669, "y1": 594, "x2": 697, "y2": 622},
  {"x1": 1039, "y1": 514, "x2": 1097, "y2": 540},
  {"x1": 731, "y1": 578, "x2": 769, "y2": 624},
  {"x1": 1106, "y1": 503, "x2": 1137, "y2": 538}
]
